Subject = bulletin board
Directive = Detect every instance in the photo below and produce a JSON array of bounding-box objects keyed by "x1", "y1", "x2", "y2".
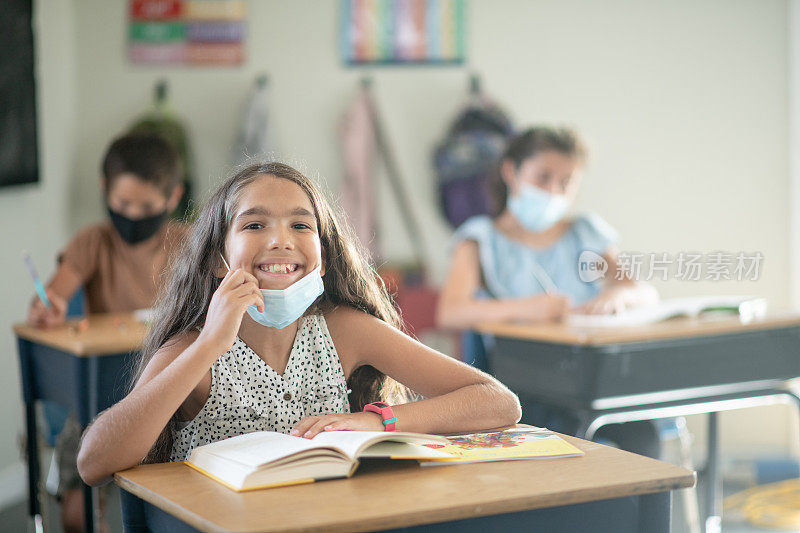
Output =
[
  {"x1": 0, "y1": 0, "x2": 39, "y2": 188},
  {"x1": 341, "y1": 0, "x2": 465, "y2": 65},
  {"x1": 128, "y1": 0, "x2": 246, "y2": 65}
]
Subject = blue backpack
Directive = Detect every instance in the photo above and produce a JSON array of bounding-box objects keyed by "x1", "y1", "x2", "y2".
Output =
[{"x1": 434, "y1": 103, "x2": 514, "y2": 228}]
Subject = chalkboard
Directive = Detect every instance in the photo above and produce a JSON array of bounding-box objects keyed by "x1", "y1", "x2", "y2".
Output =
[{"x1": 0, "y1": 0, "x2": 38, "y2": 188}]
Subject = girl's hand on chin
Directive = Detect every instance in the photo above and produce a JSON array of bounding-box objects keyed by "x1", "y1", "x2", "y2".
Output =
[
  {"x1": 198, "y1": 268, "x2": 263, "y2": 355},
  {"x1": 290, "y1": 412, "x2": 385, "y2": 439}
]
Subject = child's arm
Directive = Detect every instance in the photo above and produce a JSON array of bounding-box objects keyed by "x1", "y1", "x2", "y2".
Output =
[
  {"x1": 26, "y1": 262, "x2": 82, "y2": 327},
  {"x1": 572, "y1": 249, "x2": 659, "y2": 314},
  {"x1": 292, "y1": 307, "x2": 522, "y2": 438},
  {"x1": 77, "y1": 268, "x2": 263, "y2": 486},
  {"x1": 436, "y1": 240, "x2": 570, "y2": 329}
]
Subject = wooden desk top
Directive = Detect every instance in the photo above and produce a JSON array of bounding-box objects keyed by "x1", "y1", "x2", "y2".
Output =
[
  {"x1": 478, "y1": 312, "x2": 800, "y2": 346},
  {"x1": 115, "y1": 435, "x2": 695, "y2": 533},
  {"x1": 13, "y1": 313, "x2": 148, "y2": 356}
]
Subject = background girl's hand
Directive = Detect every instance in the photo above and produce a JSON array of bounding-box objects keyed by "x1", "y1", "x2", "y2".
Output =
[
  {"x1": 290, "y1": 412, "x2": 384, "y2": 439},
  {"x1": 520, "y1": 293, "x2": 571, "y2": 322},
  {"x1": 573, "y1": 287, "x2": 628, "y2": 315},
  {"x1": 26, "y1": 290, "x2": 67, "y2": 328},
  {"x1": 197, "y1": 268, "x2": 263, "y2": 355}
]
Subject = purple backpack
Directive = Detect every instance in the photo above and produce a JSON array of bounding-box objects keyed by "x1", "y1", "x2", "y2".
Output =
[{"x1": 434, "y1": 103, "x2": 514, "y2": 228}]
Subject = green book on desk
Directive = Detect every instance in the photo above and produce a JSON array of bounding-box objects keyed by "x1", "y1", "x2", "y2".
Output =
[{"x1": 567, "y1": 296, "x2": 767, "y2": 328}]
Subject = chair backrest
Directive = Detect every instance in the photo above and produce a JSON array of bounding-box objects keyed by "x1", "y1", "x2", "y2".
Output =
[
  {"x1": 66, "y1": 287, "x2": 85, "y2": 318},
  {"x1": 120, "y1": 488, "x2": 198, "y2": 532}
]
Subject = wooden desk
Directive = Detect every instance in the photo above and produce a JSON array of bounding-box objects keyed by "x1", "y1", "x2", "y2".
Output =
[
  {"x1": 14, "y1": 313, "x2": 147, "y2": 533},
  {"x1": 115, "y1": 435, "x2": 695, "y2": 532},
  {"x1": 480, "y1": 311, "x2": 800, "y2": 346},
  {"x1": 477, "y1": 313, "x2": 800, "y2": 532}
]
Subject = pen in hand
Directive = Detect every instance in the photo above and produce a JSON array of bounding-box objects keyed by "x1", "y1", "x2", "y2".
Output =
[{"x1": 22, "y1": 250, "x2": 52, "y2": 308}]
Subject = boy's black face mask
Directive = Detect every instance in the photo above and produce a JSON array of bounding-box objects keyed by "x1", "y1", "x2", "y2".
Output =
[{"x1": 107, "y1": 206, "x2": 168, "y2": 244}]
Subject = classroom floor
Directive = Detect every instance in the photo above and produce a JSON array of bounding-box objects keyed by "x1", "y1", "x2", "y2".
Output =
[
  {"x1": 0, "y1": 486, "x2": 122, "y2": 533},
  {"x1": 670, "y1": 480, "x2": 776, "y2": 533}
]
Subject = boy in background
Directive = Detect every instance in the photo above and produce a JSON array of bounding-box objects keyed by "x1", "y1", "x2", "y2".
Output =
[{"x1": 27, "y1": 133, "x2": 188, "y2": 532}]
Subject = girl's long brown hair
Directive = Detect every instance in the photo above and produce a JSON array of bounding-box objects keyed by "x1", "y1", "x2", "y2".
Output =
[{"x1": 135, "y1": 162, "x2": 404, "y2": 463}]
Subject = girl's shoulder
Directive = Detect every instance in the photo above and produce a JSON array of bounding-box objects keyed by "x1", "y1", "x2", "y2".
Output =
[
  {"x1": 323, "y1": 305, "x2": 381, "y2": 333},
  {"x1": 321, "y1": 306, "x2": 380, "y2": 369},
  {"x1": 569, "y1": 213, "x2": 619, "y2": 253},
  {"x1": 135, "y1": 330, "x2": 202, "y2": 390},
  {"x1": 449, "y1": 216, "x2": 498, "y2": 258},
  {"x1": 154, "y1": 329, "x2": 201, "y2": 360},
  {"x1": 452, "y1": 215, "x2": 495, "y2": 244},
  {"x1": 322, "y1": 306, "x2": 391, "y2": 350}
]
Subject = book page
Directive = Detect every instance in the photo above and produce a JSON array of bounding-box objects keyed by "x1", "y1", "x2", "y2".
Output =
[
  {"x1": 418, "y1": 427, "x2": 584, "y2": 463},
  {"x1": 358, "y1": 441, "x2": 453, "y2": 459},
  {"x1": 310, "y1": 431, "x2": 448, "y2": 459},
  {"x1": 309, "y1": 431, "x2": 385, "y2": 458},
  {"x1": 199, "y1": 431, "x2": 321, "y2": 468}
]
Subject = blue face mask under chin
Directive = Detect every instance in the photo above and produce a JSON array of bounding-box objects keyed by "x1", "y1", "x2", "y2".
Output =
[
  {"x1": 219, "y1": 253, "x2": 324, "y2": 329},
  {"x1": 507, "y1": 182, "x2": 570, "y2": 232}
]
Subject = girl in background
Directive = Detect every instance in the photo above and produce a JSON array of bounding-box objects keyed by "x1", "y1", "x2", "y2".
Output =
[{"x1": 437, "y1": 126, "x2": 661, "y2": 457}]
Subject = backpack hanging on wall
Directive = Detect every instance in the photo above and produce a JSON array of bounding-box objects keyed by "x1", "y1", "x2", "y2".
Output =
[
  {"x1": 231, "y1": 73, "x2": 275, "y2": 165},
  {"x1": 434, "y1": 75, "x2": 515, "y2": 228},
  {"x1": 129, "y1": 79, "x2": 195, "y2": 220}
]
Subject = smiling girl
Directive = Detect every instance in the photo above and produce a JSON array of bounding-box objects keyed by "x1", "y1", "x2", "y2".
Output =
[{"x1": 77, "y1": 162, "x2": 520, "y2": 485}]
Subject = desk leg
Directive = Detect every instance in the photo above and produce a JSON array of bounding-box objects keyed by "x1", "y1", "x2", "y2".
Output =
[
  {"x1": 705, "y1": 412, "x2": 721, "y2": 533},
  {"x1": 640, "y1": 491, "x2": 672, "y2": 533},
  {"x1": 82, "y1": 483, "x2": 96, "y2": 533},
  {"x1": 18, "y1": 338, "x2": 43, "y2": 532},
  {"x1": 24, "y1": 400, "x2": 42, "y2": 533},
  {"x1": 79, "y1": 358, "x2": 96, "y2": 533}
]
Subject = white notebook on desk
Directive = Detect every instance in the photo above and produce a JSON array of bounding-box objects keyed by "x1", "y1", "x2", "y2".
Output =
[{"x1": 566, "y1": 296, "x2": 767, "y2": 328}]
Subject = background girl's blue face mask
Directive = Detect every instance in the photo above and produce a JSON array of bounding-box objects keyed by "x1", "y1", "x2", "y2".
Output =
[
  {"x1": 508, "y1": 182, "x2": 570, "y2": 232},
  {"x1": 219, "y1": 253, "x2": 324, "y2": 329}
]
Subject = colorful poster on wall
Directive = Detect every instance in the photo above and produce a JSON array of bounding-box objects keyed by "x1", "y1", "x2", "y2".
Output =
[
  {"x1": 341, "y1": 0, "x2": 465, "y2": 65},
  {"x1": 129, "y1": 0, "x2": 246, "y2": 65}
]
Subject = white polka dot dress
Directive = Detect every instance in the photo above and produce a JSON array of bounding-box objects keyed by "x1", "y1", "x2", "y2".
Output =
[{"x1": 171, "y1": 314, "x2": 351, "y2": 461}]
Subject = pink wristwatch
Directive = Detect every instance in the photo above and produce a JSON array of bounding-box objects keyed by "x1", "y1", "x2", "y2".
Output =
[{"x1": 363, "y1": 401, "x2": 397, "y2": 432}]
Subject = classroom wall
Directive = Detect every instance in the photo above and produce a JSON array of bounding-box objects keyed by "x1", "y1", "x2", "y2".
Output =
[
  {"x1": 0, "y1": 0, "x2": 78, "y2": 506},
  {"x1": 0, "y1": 0, "x2": 793, "y2": 504},
  {"x1": 66, "y1": 0, "x2": 791, "y2": 298}
]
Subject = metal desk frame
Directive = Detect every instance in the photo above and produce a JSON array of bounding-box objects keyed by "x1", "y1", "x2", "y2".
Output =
[
  {"x1": 489, "y1": 323, "x2": 800, "y2": 533},
  {"x1": 572, "y1": 382, "x2": 800, "y2": 533},
  {"x1": 17, "y1": 337, "x2": 136, "y2": 533}
]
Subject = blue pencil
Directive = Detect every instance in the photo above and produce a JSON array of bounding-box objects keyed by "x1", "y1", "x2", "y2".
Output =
[{"x1": 22, "y1": 251, "x2": 51, "y2": 308}]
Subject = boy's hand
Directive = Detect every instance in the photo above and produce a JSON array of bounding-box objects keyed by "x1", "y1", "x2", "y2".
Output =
[
  {"x1": 197, "y1": 268, "x2": 263, "y2": 356},
  {"x1": 290, "y1": 412, "x2": 384, "y2": 439},
  {"x1": 26, "y1": 290, "x2": 67, "y2": 328}
]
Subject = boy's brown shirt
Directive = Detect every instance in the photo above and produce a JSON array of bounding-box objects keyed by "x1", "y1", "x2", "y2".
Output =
[{"x1": 59, "y1": 220, "x2": 189, "y2": 313}]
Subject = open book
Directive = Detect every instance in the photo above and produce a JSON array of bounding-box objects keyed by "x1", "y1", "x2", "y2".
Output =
[
  {"x1": 185, "y1": 430, "x2": 450, "y2": 491},
  {"x1": 566, "y1": 296, "x2": 767, "y2": 328},
  {"x1": 186, "y1": 427, "x2": 584, "y2": 491}
]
